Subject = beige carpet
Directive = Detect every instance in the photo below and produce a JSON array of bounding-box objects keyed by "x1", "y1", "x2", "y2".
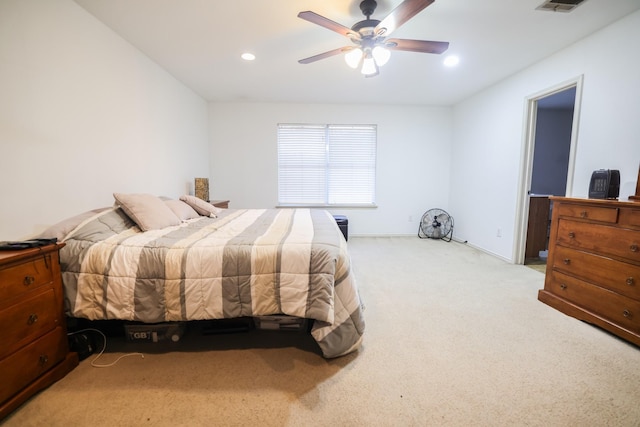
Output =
[
  {"x1": 4, "y1": 237, "x2": 640, "y2": 426},
  {"x1": 525, "y1": 257, "x2": 547, "y2": 273}
]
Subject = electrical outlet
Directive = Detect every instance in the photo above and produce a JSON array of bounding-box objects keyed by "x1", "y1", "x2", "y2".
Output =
[
  {"x1": 408, "y1": 215, "x2": 413, "y2": 222},
  {"x1": 496, "y1": 228, "x2": 502, "y2": 237}
]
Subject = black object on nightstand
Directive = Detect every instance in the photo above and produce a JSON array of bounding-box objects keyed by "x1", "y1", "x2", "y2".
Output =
[{"x1": 333, "y1": 215, "x2": 348, "y2": 241}]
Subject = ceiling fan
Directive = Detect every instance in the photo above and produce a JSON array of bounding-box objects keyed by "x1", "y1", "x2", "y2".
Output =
[{"x1": 297, "y1": 0, "x2": 449, "y2": 77}]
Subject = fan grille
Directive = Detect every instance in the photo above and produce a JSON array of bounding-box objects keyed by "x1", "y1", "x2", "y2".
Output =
[{"x1": 418, "y1": 208, "x2": 454, "y2": 241}]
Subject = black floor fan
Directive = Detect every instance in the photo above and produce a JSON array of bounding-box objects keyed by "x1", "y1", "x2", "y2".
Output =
[{"x1": 418, "y1": 208, "x2": 454, "y2": 242}]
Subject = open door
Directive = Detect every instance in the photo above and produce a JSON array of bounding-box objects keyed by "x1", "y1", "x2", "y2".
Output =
[{"x1": 514, "y1": 77, "x2": 583, "y2": 265}]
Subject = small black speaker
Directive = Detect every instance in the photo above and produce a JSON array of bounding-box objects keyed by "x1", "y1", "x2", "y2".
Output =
[{"x1": 588, "y1": 169, "x2": 620, "y2": 199}]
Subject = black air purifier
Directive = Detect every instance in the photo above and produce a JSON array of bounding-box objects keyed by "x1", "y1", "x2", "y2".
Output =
[{"x1": 588, "y1": 169, "x2": 620, "y2": 199}]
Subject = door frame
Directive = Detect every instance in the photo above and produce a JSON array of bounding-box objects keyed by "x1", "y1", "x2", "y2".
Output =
[{"x1": 513, "y1": 75, "x2": 584, "y2": 264}]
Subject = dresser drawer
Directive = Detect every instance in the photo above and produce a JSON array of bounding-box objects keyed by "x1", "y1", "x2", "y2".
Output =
[
  {"x1": 0, "y1": 288, "x2": 58, "y2": 359},
  {"x1": 0, "y1": 255, "x2": 53, "y2": 303},
  {"x1": 619, "y1": 208, "x2": 640, "y2": 229},
  {"x1": 556, "y1": 203, "x2": 619, "y2": 223},
  {"x1": 552, "y1": 246, "x2": 640, "y2": 300},
  {"x1": 556, "y1": 219, "x2": 640, "y2": 263},
  {"x1": 0, "y1": 327, "x2": 67, "y2": 405},
  {"x1": 547, "y1": 270, "x2": 640, "y2": 334}
]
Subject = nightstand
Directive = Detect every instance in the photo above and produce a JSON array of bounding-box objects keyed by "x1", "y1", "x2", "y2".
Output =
[
  {"x1": 0, "y1": 243, "x2": 78, "y2": 420},
  {"x1": 210, "y1": 200, "x2": 230, "y2": 209}
]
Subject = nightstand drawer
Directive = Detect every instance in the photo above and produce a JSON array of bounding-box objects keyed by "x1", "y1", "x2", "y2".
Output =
[
  {"x1": 0, "y1": 288, "x2": 58, "y2": 359},
  {"x1": 547, "y1": 270, "x2": 640, "y2": 334},
  {"x1": 210, "y1": 200, "x2": 229, "y2": 209},
  {"x1": 0, "y1": 327, "x2": 67, "y2": 405},
  {"x1": 552, "y1": 246, "x2": 640, "y2": 300},
  {"x1": 557, "y1": 219, "x2": 640, "y2": 263},
  {"x1": 556, "y1": 203, "x2": 619, "y2": 223},
  {"x1": 0, "y1": 255, "x2": 53, "y2": 303}
]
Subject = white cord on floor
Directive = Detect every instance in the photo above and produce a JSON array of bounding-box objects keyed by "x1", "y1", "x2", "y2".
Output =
[{"x1": 67, "y1": 328, "x2": 145, "y2": 368}]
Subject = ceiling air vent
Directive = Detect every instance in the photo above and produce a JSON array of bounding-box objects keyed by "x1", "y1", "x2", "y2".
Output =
[{"x1": 536, "y1": 0, "x2": 587, "y2": 12}]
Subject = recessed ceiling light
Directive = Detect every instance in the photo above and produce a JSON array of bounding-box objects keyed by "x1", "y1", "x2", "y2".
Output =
[
  {"x1": 241, "y1": 53, "x2": 256, "y2": 61},
  {"x1": 443, "y1": 55, "x2": 460, "y2": 67}
]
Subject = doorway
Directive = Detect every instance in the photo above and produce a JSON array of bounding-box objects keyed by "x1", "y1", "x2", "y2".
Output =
[{"x1": 514, "y1": 76, "x2": 583, "y2": 265}]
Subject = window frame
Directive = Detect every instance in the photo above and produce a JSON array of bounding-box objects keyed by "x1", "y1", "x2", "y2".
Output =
[{"x1": 277, "y1": 123, "x2": 377, "y2": 208}]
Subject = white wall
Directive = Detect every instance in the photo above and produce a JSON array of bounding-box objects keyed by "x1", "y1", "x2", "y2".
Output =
[
  {"x1": 0, "y1": 0, "x2": 210, "y2": 240},
  {"x1": 450, "y1": 10, "x2": 640, "y2": 262},
  {"x1": 4, "y1": 1, "x2": 637, "y2": 254},
  {"x1": 209, "y1": 102, "x2": 452, "y2": 236}
]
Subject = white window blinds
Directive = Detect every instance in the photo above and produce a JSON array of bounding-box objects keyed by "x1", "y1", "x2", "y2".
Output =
[{"x1": 277, "y1": 124, "x2": 377, "y2": 206}]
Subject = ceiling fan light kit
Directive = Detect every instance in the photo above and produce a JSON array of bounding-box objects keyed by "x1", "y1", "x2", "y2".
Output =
[
  {"x1": 344, "y1": 48, "x2": 363, "y2": 68},
  {"x1": 298, "y1": 0, "x2": 449, "y2": 77},
  {"x1": 372, "y1": 46, "x2": 391, "y2": 66},
  {"x1": 344, "y1": 46, "x2": 390, "y2": 77},
  {"x1": 361, "y1": 53, "x2": 379, "y2": 77}
]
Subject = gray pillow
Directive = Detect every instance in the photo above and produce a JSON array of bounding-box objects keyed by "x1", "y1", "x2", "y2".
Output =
[
  {"x1": 164, "y1": 199, "x2": 200, "y2": 221},
  {"x1": 38, "y1": 207, "x2": 110, "y2": 241},
  {"x1": 179, "y1": 195, "x2": 223, "y2": 217},
  {"x1": 113, "y1": 193, "x2": 181, "y2": 231}
]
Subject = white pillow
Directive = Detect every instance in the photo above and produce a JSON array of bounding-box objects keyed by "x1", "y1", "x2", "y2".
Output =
[
  {"x1": 113, "y1": 193, "x2": 181, "y2": 231},
  {"x1": 179, "y1": 195, "x2": 223, "y2": 217},
  {"x1": 164, "y1": 199, "x2": 200, "y2": 221}
]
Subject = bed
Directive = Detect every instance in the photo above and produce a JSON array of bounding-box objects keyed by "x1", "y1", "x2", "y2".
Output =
[{"x1": 52, "y1": 194, "x2": 365, "y2": 358}]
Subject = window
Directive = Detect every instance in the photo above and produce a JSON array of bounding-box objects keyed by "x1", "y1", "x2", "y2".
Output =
[{"x1": 277, "y1": 124, "x2": 377, "y2": 206}]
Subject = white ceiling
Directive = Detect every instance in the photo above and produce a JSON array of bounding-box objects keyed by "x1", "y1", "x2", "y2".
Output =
[{"x1": 73, "y1": 0, "x2": 640, "y2": 106}]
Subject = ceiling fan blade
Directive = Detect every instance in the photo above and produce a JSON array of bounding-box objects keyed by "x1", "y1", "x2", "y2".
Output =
[
  {"x1": 298, "y1": 11, "x2": 356, "y2": 38},
  {"x1": 386, "y1": 38, "x2": 449, "y2": 54},
  {"x1": 375, "y1": 0, "x2": 434, "y2": 36},
  {"x1": 298, "y1": 47, "x2": 353, "y2": 64}
]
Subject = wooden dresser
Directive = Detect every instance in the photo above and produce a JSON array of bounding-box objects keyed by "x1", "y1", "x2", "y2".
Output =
[
  {"x1": 0, "y1": 243, "x2": 78, "y2": 419},
  {"x1": 539, "y1": 197, "x2": 640, "y2": 346}
]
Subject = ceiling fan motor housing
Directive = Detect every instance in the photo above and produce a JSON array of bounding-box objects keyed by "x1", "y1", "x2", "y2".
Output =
[
  {"x1": 351, "y1": 19, "x2": 381, "y2": 33},
  {"x1": 360, "y1": 0, "x2": 378, "y2": 18},
  {"x1": 354, "y1": 0, "x2": 383, "y2": 37}
]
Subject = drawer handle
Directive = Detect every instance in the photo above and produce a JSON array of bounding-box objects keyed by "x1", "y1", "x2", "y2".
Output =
[
  {"x1": 580, "y1": 211, "x2": 588, "y2": 218},
  {"x1": 27, "y1": 313, "x2": 39, "y2": 325},
  {"x1": 559, "y1": 283, "x2": 567, "y2": 290},
  {"x1": 38, "y1": 355, "x2": 49, "y2": 366},
  {"x1": 23, "y1": 275, "x2": 35, "y2": 285},
  {"x1": 563, "y1": 258, "x2": 571, "y2": 265},
  {"x1": 631, "y1": 244, "x2": 639, "y2": 253},
  {"x1": 568, "y1": 232, "x2": 575, "y2": 238},
  {"x1": 623, "y1": 310, "x2": 632, "y2": 319},
  {"x1": 627, "y1": 277, "x2": 635, "y2": 286}
]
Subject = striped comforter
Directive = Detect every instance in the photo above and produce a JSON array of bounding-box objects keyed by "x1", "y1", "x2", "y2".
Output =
[{"x1": 60, "y1": 207, "x2": 364, "y2": 358}]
